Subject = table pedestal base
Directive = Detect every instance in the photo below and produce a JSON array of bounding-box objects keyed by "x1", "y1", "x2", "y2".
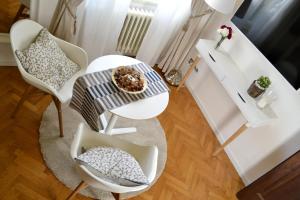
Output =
[{"x1": 99, "y1": 113, "x2": 137, "y2": 135}]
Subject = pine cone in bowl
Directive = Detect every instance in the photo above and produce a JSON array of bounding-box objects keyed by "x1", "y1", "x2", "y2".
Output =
[{"x1": 113, "y1": 66, "x2": 145, "y2": 93}]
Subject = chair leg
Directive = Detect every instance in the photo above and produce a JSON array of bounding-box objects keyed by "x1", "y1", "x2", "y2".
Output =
[
  {"x1": 112, "y1": 192, "x2": 120, "y2": 200},
  {"x1": 13, "y1": 4, "x2": 26, "y2": 23},
  {"x1": 52, "y1": 96, "x2": 64, "y2": 137},
  {"x1": 65, "y1": 181, "x2": 88, "y2": 200},
  {"x1": 11, "y1": 85, "x2": 33, "y2": 118}
]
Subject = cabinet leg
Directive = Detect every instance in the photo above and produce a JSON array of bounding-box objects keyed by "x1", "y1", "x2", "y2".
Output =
[
  {"x1": 213, "y1": 123, "x2": 248, "y2": 156},
  {"x1": 177, "y1": 56, "x2": 200, "y2": 91}
]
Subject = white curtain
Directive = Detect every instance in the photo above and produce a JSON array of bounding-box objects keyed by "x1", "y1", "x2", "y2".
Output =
[
  {"x1": 136, "y1": 0, "x2": 191, "y2": 66},
  {"x1": 49, "y1": 0, "x2": 84, "y2": 40},
  {"x1": 72, "y1": 0, "x2": 131, "y2": 61},
  {"x1": 158, "y1": 0, "x2": 213, "y2": 73},
  {"x1": 48, "y1": 0, "x2": 192, "y2": 64},
  {"x1": 48, "y1": 0, "x2": 130, "y2": 61}
]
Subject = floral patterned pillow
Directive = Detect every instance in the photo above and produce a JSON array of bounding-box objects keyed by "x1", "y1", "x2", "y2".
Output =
[
  {"x1": 15, "y1": 28, "x2": 80, "y2": 90},
  {"x1": 76, "y1": 147, "x2": 149, "y2": 186}
]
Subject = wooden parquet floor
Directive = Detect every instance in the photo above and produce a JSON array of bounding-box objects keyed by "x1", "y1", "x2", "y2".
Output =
[
  {"x1": 0, "y1": 0, "x2": 21, "y2": 33},
  {"x1": 0, "y1": 67, "x2": 244, "y2": 200}
]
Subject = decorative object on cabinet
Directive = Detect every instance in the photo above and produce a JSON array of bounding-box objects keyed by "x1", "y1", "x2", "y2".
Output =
[
  {"x1": 247, "y1": 76, "x2": 271, "y2": 98},
  {"x1": 257, "y1": 90, "x2": 277, "y2": 109},
  {"x1": 215, "y1": 25, "x2": 233, "y2": 50},
  {"x1": 164, "y1": 0, "x2": 235, "y2": 86}
]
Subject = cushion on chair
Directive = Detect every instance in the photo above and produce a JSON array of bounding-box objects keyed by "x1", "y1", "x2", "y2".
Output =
[
  {"x1": 15, "y1": 28, "x2": 80, "y2": 90},
  {"x1": 76, "y1": 147, "x2": 149, "y2": 186}
]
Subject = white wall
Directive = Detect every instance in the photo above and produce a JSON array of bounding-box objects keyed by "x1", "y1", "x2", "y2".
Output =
[
  {"x1": 184, "y1": 15, "x2": 300, "y2": 184},
  {"x1": 31, "y1": 0, "x2": 58, "y2": 28}
]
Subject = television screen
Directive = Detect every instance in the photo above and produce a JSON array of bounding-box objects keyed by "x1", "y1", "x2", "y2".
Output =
[{"x1": 232, "y1": 0, "x2": 300, "y2": 89}]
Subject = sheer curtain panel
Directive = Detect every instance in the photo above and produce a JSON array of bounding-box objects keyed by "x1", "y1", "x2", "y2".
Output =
[
  {"x1": 136, "y1": 0, "x2": 191, "y2": 66},
  {"x1": 74, "y1": 0, "x2": 131, "y2": 61},
  {"x1": 49, "y1": 0, "x2": 130, "y2": 62},
  {"x1": 158, "y1": 0, "x2": 213, "y2": 73},
  {"x1": 49, "y1": 0, "x2": 84, "y2": 41}
]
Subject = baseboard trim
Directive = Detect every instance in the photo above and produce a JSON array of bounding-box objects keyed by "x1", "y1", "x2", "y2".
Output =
[
  {"x1": 0, "y1": 33, "x2": 10, "y2": 43},
  {"x1": 184, "y1": 81, "x2": 251, "y2": 185}
]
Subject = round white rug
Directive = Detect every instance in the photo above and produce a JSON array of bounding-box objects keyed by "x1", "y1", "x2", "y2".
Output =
[{"x1": 39, "y1": 103, "x2": 167, "y2": 199}]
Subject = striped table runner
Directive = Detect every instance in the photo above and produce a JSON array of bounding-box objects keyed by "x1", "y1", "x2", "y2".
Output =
[{"x1": 70, "y1": 63, "x2": 169, "y2": 131}]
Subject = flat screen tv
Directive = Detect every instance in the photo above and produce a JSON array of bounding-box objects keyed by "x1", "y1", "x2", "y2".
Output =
[{"x1": 232, "y1": 0, "x2": 300, "y2": 90}]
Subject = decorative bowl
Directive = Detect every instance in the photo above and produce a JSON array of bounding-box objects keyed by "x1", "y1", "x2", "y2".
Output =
[{"x1": 111, "y1": 66, "x2": 148, "y2": 94}]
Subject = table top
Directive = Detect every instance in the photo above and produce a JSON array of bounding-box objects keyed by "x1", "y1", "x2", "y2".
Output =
[
  {"x1": 196, "y1": 40, "x2": 277, "y2": 128},
  {"x1": 87, "y1": 55, "x2": 169, "y2": 120}
]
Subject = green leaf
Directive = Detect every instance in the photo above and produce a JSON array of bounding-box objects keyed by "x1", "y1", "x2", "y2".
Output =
[{"x1": 257, "y1": 76, "x2": 271, "y2": 88}]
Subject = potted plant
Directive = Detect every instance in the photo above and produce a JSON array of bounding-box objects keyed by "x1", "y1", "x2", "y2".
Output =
[
  {"x1": 215, "y1": 25, "x2": 233, "y2": 50},
  {"x1": 247, "y1": 76, "x2": 271, "y2": 98}
]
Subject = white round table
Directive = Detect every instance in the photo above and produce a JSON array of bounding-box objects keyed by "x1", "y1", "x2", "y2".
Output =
[{"x1": 86, "y1": 55, "x2": 169, "y2": 135}]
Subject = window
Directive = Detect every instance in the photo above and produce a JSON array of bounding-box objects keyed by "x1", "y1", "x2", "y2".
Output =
[{"x1": 130, "y1": 0, "x2": 159, "y2": 12}]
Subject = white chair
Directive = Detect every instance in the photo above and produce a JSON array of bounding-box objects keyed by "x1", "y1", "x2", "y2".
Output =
[
  {"x1": 10, "y1": 19, "x2": 88, "y2": 137},
  {"x1": 67, "y1": 123, "x2": 158, "y2": 200}
]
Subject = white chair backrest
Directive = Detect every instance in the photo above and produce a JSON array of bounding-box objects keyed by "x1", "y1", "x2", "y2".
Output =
[
  {"x1": 71, "y1": 123, "x2": 158, "y2": 193},
  {"x1": 10, "y1": 19, "x2": 56, "y2": 94},
  {"x1": 10, "y1": 20, "x2": 42, "y2": 51}
]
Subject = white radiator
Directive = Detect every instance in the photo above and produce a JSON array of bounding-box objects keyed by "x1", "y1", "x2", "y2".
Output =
[{"x1": 117, "y1": 8, "x2": 154, "y2": 57}]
